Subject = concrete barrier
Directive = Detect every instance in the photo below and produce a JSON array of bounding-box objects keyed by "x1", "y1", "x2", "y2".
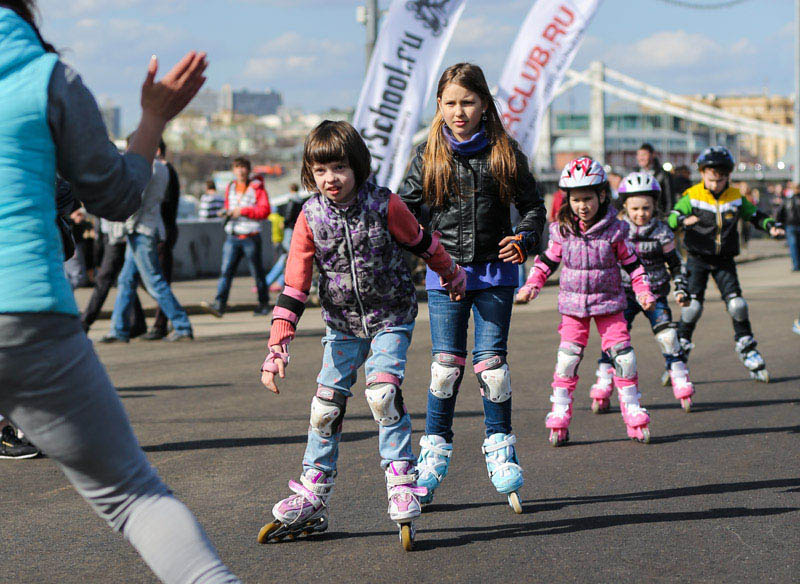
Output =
[{"x1": 172, "y1": 219, "x2": 277, "y2": 280}]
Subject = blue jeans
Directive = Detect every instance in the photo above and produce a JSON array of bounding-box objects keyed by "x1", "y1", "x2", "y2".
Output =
[
  {"x1": 426, "y1": 287, "x2": 515, "y2": 442},
  {"x1": 215, "y1": 234, "x2": 268, "y2": 306},
  {"x1": 110, "y1": 233, "x2": 192, "y2": 339},
  {"x1": 599, "y1": 294, "x2": 682, "y2": 368},
  {"x1": 303, "y1": 323, "x2": 415, "y2": 474},
  {"x1": 264, "y1": 253, "x2": 286, "y2": 287},
  {"x1": 786, "y1": 225, "x2": 800, "y2": 271}
]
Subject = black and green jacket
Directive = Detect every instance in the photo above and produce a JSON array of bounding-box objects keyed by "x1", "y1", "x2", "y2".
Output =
[{"x1": 668, "y1": 182, "x2": 775, "y2": 258}]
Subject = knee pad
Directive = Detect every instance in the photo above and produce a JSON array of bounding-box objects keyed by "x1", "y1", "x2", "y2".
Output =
[
  {"x1": 474, "y1": 356, "x2": 512, "y2": 403},
  {"x1": 555, "y1": 342, "x2": 584, "y2": 379},
  {"x1": 310, "y1": 386, "x2": 347, "y2": 438},
  {"x1": 429, "y1": 353, "x2": 465, "y2": 399},
  {"x1": 365, "y1": 373, "x2": 405, "y2": 426},
  {"x1": 608, "y1": 343, "x2": 637, "y2": 379},
  {"x1": 654, "y1": 324, "x2": 680, "y2": 356},
  {"x1": 681, "y1": 299, "x2": 703, "y2": 325},
  {"x1": 726, "y1": 295, "x2": 749, "y2": 322}
]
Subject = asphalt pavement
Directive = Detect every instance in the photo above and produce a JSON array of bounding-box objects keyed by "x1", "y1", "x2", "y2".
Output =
[{"x1": 2, "y1": 253, "x2": 799, "y2": 583}]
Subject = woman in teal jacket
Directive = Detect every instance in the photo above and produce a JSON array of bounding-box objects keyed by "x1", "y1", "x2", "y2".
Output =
[{"x1": 0, "y1": 3, "x2": 239, "y2": 582}]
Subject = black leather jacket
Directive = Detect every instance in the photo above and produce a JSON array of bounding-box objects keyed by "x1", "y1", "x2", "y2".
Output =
[{"x1": 398, "y1": 142, "x2": 546, "y2": 264}]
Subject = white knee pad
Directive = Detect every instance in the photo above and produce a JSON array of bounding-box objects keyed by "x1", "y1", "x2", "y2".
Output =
[
  {"x1": 310, "y1": 386, "x2": 347, "y2": 438},
  {"x1": 555, "y1": 342, "x2": 584, "y2": 379},
  {"x1": 475, "y1": 356, "x2": 512, "y2": 403},
  {"x1": 726, "y1": 295, "x2": 749, "y2": 322},
  {"x1": 654, "y1": 325, "x2": 680, "y2": 356},
  {"x1": 681, "y1": 299, "x2": 703, "y2": 324},
  {"x1": 429, "y1": 353, "x2": 465, "y2": 399},
  {"x1": 365, "y1": 374, "x2": 405, "y2": 426},
  {"x1": 609, "y1": 343, "x2": 637, "y2": 379}
]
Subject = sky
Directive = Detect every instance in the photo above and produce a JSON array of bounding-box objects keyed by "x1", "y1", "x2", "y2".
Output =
[{"x1": 35, "y1": 0, "x2": 797, "y2": 132}]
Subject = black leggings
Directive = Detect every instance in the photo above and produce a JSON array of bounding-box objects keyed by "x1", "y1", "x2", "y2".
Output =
[{"x1": 678, "y1": 254, "x2": 752, "y2": 341}]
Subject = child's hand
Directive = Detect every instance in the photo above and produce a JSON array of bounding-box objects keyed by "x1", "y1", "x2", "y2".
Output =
[
  {"x1": 637, "y1": 293, "x2": 656, "y2": 311},
  {"x1": 769, "y1": 225, "x2": 785, "y2": 238},
  {"x1": 440, "y1": 263, "x2": 466, "y2": 301},
  {"x1": 675, "y1": 292, "x2": 690, "y2": 307},
  {"x1": 682, "y1": 215, "x2": 699, "y2": 227},
  {"x1": 515, "y1": 285, "x2": 539, "y2": 304},
  {"x1": 261, "y1": 344, "x2": 289, "y2": 394}
]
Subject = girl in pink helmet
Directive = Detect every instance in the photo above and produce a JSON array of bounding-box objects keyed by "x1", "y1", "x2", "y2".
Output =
[{"x1": 516, "y1": 157, "x2": 655, "y2": 446}]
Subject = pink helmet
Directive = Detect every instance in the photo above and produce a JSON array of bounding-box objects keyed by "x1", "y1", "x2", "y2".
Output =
[
  {"x1": 558, "y1": 157, "x2": 608, "y2": 190},
  {"x1": 618, "y1": 171, "x2": 661, "y2": 201}
]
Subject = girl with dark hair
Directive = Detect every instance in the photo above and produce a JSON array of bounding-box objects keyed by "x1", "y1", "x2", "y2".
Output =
[
  {"x1": 517, "y1": 158, "x2": 655, "y2": 447},
  {"x1": 0, "y1": 4, "x2": 240, "y2": 582},
  {"x1": 257, "y1": 120, "x2": 465, "y2": 550},
  {"x1": 399, "y1": 62, "x2": 546, "y2": 513}
]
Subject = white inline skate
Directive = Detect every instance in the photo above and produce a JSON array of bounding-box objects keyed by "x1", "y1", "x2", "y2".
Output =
[
  {"x1": 589, "y1": 363, "x2": 614, "y2": 414},
  {"x1": 667, "y1": 361, "x2": 694, "y2": 412},
  {"x1": 257, "y1": 468, "x2": 334, "y2": 543},
  {"x1": 482, "y1": 433, "x2": 524, "y2": 514},
  {"x1": 736, "y1": 335, "x2": 770, "y2": 383},
  {"x1": 385, "y1": 461, "x2": 427, "y2": 551}
]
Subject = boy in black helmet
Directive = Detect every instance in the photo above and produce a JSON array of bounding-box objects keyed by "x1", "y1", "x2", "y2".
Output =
[{"x1": 668, "y1": 146, "x2": 784, "y2": 382}]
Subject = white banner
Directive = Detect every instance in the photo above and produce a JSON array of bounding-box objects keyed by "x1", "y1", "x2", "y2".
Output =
[
  {"x1": 353, "y1": 0, "x2": 467, "y2": 191},
  {"x1": 496, "y1": 0, "x2": 602, "y2": 158}
]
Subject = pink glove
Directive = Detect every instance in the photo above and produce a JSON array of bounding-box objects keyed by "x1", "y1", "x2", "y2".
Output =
[
  {"x1": 440, "y1": 262, "x2": 466, "y2": 299},
  {"x1": 261, "y1": 344, "x2": 290, "y2": 374}
]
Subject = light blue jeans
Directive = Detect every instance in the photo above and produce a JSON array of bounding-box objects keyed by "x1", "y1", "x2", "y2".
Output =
[
  {"x1": 0, "y1": 315, "x2": 238, "y2": 583},
  {"x1": 303, "y1": 323, "x2": 415, "y2": 474},
  {"x1": 110, "y1": 233, "x2": 192, "y2": 339}
]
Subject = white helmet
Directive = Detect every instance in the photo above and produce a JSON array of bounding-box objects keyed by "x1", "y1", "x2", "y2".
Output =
[
  {"x1": 558, "y1": 157, "x2": 608, "y2": 190},
  {"x1": 618, "y1": 171, "x2": 661, "y2": 201}
]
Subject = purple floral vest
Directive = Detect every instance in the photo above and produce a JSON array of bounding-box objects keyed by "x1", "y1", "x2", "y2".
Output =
[
  {"x1": 551, "y1": 207, "x2": 630, "y2": 318},
  {"x1": 621, "y1": 217, "x2": 674, "y2": 297},
  {"x1": 302, "y1": 182, "x2": 417, "y2": 338}
]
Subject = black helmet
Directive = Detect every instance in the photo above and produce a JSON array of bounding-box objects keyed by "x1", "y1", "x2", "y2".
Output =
[{"x1": 696, "y1": 146, "x2": 734, "y2": 173}]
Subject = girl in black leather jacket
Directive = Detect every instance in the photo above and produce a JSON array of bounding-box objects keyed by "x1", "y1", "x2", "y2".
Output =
[{"x1": 398, "y1": 62, "x2": 545, "y2": 512}]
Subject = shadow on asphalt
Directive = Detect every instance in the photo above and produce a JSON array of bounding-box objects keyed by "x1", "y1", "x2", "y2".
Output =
[
  {"x1": 695, "y1": 375, "x2": 800, "y2": 385},
  {"x1": 141, "y1": 430, "x2": 375, "y2": 453},
  {"x1": 412, "y1": 506, "x2": 799, "y2": 548},
  {"x1": 117, "y1": 383, "x2": 233, "y2": 392},
  {"x1": 558, "y1": 424, "x2": 800, "y2": 447},
  {"x1": 645, "y1": 398, "x2": 800, "y2": 412}
]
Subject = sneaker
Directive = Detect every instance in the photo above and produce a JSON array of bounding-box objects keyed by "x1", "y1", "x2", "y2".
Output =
[
  {"x1": 200, "y1": 300, "x2": 224, "y2": 318},
  {"x1": 130, "y1": 324, "x2": 147, "y2": 339},
  {"x1": 0, "y1": 426, "x2": 40, "y2": 459},
  {"x1": 165, "y1": 331, "x2": 194, "y2": 342},
  {"x1": 99, "y1": 333, "x2": 128, "y2": 344},
  {"x1": 141, "y1": 327, "x2": 168, "y2": 341},
  {"x1": 253, "y1": 304, "x2": 272, "y2": 316}
]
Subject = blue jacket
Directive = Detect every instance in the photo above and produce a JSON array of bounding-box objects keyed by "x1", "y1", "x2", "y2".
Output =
[{"x1": 0, "y1": 8, "x2": 77, "y2": 314}]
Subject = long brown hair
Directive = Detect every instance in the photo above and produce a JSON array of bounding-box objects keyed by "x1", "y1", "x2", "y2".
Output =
[
  {"x1": 556, "y1": 186, "x2": 611, "y2": 237},
  {"x1": 422, "y1": 63, "x2": 518, "y2": 207}
]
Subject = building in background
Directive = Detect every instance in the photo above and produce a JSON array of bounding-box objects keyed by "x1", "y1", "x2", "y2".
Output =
[
  {"x1": 100, "y1": 101, "x2": 121, "y2": 139},
  {"x1": 687, "y1": 94, "x2": 793, "y2": 166}
]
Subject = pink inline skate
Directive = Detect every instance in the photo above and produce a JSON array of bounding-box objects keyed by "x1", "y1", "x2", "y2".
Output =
[
  {"x1": 668, "y1": 361, "x2": 694, "y2": 412},
  {"x1": 617, "y1": 384, "x2": 651, "y2": 443},
  {"x1": 546, "y1": 383, "x2": 574, "y2": 446},
  {"x1": 589, "y1": 363, "x2": 614, "y2": 414}
]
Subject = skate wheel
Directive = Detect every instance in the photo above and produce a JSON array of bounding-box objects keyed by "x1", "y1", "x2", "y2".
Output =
[
  {"x1": 508, "y1": 491, "x2": 523, "y2": 514},
  {"x1": 591, "y1": 400, "x2": 601, "y2": 414},
  {"x1": 638, "y1": 427, "x2": 651, "y2": 444},
  {"x1": 548, "y1": 428, "x2": 568, "y2": 447},
  {"x1": 661, "y1": 371, "x2": 671, "y2": 387},
  {"x1": 400, "y1": 523, "x2": 414, "y2": 551},
  {"x1": 257, "y1": 520, "x2": 281, "y2": 544},
  {"x1": 681, "y1": 397, "x2": 692, "y2": 413},
  {"x1": 761, "y1": 370, "x2": 770, "y2": 383}
]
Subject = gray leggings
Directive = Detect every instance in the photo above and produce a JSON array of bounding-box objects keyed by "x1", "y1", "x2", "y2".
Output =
[{"x1": 0, "y1": 316, "x2": 239, "y2": 584}]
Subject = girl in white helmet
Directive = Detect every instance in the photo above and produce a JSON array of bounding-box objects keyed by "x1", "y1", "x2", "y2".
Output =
[
  {"x1": 591, "y1": 172, "x2": 695, "y2": 413},
  {"x1": 517, "y1": 158, "x2": 655, "y2": 445}
]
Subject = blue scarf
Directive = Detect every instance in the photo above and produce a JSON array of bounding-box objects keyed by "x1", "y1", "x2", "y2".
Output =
[{"x1": 443, "y1": 123, "x2": 489, "y2": 156}]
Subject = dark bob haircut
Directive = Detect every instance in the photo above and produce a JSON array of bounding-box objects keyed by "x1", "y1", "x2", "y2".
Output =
[{"x1": 301, "y1": 120, "x2": 372, "y2": 193}]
